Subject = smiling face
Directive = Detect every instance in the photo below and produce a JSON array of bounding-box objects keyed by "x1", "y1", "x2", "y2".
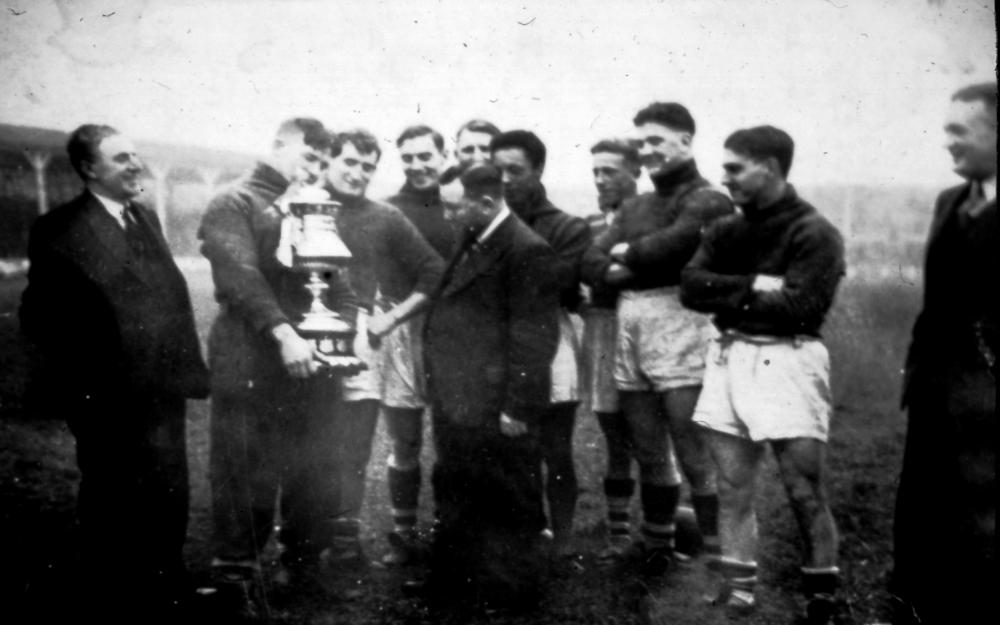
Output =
[
  {"x1": 399, "y1": 134, "x2": 447, "y2": 191},
  {"x1": 271, "y1": 129, "x2": 326, "y2": 186},
  {"x1": 455, "y1": 129, "x2": 495, "y2": 167},
  {"x1": 83, "y1": 133, "x2": 144, "y2": 202},
  {"x1": 325, "y1": 141, "x2": 379, "y2": 198},
  {"x1": 635, "y1": 121, "x2": 692, "y2": 177},
  {"x1": 944, "y1": 98, "x2": 997, "y2": 181}
]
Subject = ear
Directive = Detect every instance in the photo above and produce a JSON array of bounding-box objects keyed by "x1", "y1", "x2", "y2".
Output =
[
  {"x1": 680, "y1": 132, "x2": 693, "y2": 148},
  {"x1": 764, "y1": 156, "x2": 783, "y2": 178},
  {"x1": 80, "y1": 159, "x2": 97, "y2": 181}
]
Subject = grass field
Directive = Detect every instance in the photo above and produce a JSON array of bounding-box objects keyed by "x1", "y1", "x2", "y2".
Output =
[{"x1": 0, "y1": 261, "x2": 921, "y2": 624}]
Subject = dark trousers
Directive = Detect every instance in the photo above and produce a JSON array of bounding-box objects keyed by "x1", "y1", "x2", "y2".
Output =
[
  {"x1": 210, "y1": 378, "x2": 373, "y2": 563},
  {"x1": 539, "y1": 401, "x2": 579, "y2": 538},
  {"x1": 67, "y1": 393, "x2": 189, "y2": 605},
  {"x1": 892, "y1": 365, "x2": 996, "y2": 624},
  {"x1": 429, "y1": 407, "x2": 547, "y2": 610}
]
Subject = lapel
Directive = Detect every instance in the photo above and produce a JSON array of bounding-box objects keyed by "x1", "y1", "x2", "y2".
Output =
[
  {"x1": 928, "y1": 182, "x2": 970, "y2": 243},
  {"x1": 72, "y1": 192, "x2": 156, "y2": 288},
  {"x1": 442, "y1": 217, "x2": 511, "y2": 297}
]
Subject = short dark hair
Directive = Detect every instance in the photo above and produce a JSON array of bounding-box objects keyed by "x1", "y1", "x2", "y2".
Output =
[
  {"x1": 396, "y1": 124, "x2": 445, "y2": 151},
  {"x1": 724, "y1": 125, "x2": 795, "y2": 178},
  {"x1": 590, "y1": 138, "x2": 642, "y2": 175},
  {"x1": 330, "y1": 128, "x2": 382, "y2": 161},
  {"x1": 489, "y1": 130, "x2": 547, "y2": 171},
  {"x1": 952, "y1": 82, "x2": 998, "y2": 116},
  {"x1": 277, "y1": 117, "x2": 330, "y2": 152},
  {"x1": 633, "y1": 102, "x2": 696, "y2": 135},
  {"x1": 456, "y1": 119, "x2": 501, "y2": 140},
  {"x1": 66, "y1": 124, "x2": 119, "y2": 179},
  {"x1": 460, "y1": 163, "x2": 504, "y2": 200}
]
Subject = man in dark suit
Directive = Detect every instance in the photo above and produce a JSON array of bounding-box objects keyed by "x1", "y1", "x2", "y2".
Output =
[
  {"x1": 19, "y1": 124, "x2": 209, "y2": 619},
  {"x1": 892, "y1": 82, "x2": 997, "y2": 625},
  {"x1": 422, "y1": 163, "x2": 560, "y2": 614}
]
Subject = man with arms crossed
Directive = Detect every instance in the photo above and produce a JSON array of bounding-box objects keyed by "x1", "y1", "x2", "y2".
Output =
[
  {"x1": 892, "y1": 83, "x2": 997, "y2": 625},
  {"x1": 681, "y1": 125, "x2": 845, "y2": 624},
  {"x1": 582, "y1": 138, "x2": 642, "y2": 561},
  {"x1": 582, "y1": 102, "x2": 731, "y2": 575},
  {"x1": 491, "y1": 129, "x2": 592, "y2": 557},
  {"x1": 323, "y1": 128, "x2": 444, "y2": 568},
  {"x1": 380, "y1": 124, "x2": 453, "y2": 564}
]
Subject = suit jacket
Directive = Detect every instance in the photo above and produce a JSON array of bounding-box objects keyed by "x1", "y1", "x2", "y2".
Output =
[
  {"x1": 424, "y1": 215, "x2": 560, "y2": 428},
  {"x1": 20, "y1": 191, "x2": 209, "y2": 410},
  {"x1": 902, "y1": 181, "x2": 997, "y2": 408}
]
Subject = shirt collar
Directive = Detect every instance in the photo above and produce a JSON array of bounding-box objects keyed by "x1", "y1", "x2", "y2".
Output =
[
  {"x1": 980, "y1": 175, "x2": 996, "y2": 202},
  {"x1": 90, "y1": 189, "x2": 128, "y2": 228},
  {"x1": 477, "y1": 205, "x2": 511, "y2": 244}
]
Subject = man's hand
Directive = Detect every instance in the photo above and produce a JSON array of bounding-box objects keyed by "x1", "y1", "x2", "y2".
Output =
[
  {"x1": 609, "y1": 242, "x2": 630, "y2": 263},
  {"x1": 752, "y1": 274, "x2": 785, "y2": 293},
  {"x1": 366, "y1": 310, "x2": 398, "y2": 340},
  {"x1": 604, "y1": 262, "x2": 635, "y2": 286},
  {"x1": 271, "y1": 323, "x2": 318, "y2": 378},
  {"x1": 499, "y1": 412, "x2": 528, "y2": 437}
]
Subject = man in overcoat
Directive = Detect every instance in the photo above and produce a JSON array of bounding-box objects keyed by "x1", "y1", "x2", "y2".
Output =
[
  {"x1": 892, "y1": 82, "x2": 997, "y2": 625},
  {"x1": 422, "y1": 163, "x2": 560, "y2": 614},
  {"x1": 20, "y1": 123, "x2": 209, "y2": 620}
]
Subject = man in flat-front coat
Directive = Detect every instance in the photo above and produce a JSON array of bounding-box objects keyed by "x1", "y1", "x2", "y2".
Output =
[
  {"x1": 19, "y1": 124, "x2": 209, "y2": 619},
  {"x1": 422, "y1": 163, "x2": 560, "y2": 614},
  {"x1": 892, "y1": 82, "x2": 997, "y2": 625}
]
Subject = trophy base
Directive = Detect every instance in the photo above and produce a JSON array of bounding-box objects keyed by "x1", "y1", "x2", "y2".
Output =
[{"x1": 297, "y1": 311, "x2": 364, "y2": 373}]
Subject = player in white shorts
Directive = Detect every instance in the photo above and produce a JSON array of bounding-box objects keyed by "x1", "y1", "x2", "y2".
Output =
[{"x1": 681, "y1": 125, "x2": 846, "y2": 625}]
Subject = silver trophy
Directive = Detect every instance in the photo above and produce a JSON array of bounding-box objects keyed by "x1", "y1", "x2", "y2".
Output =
[{"x1": 286, "y1": 197, "x2": 363, "y2": 372}]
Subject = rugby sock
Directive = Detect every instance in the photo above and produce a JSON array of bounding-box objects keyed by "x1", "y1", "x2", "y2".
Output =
[
  {"x1": 388, "y1": 466, "x2": 421, "y2": 535},
  {"x1": 640, "y1": 482, "x2": 680, "y2": 551},
  {"x1": 802, "y1": 566, "x2": 841, "y2": 621},
  {"x1": 718, "y1": 557, "x2": 758, "y2": 606},
  {"x1": 604, "y1": 477, "x2": 635, "y2": 542},
  {"x1": 801, "y1": 565, "x2": 840, "y2": 598},
  {"x1": 692, "y1": 492, "x2": 721, "y2": 557}
]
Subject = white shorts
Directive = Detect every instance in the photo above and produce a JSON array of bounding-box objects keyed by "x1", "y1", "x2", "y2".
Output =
[
  {"x1": 340, "y1": 309, "x2": 381, "y2": 402},
  {"x1": 693, "y1": 334, "x2": 833, "y2": 442},
  {"x1": 378, "y1": 314, "x2": 427, "y2": 409},
  {"x1": 581, "y1": 307, "x2": 619, "y2": 414},
  {"x1": 550, "y1": 311, "x2": 582, "y2": 404},
  {"x1": 615, "y1": 287, "x2": 714, "y2": 392}
]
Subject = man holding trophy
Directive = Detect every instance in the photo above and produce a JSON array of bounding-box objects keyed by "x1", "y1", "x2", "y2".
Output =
[{"x1": 198, "y1": 117, "x2": 362, "y2": 607}]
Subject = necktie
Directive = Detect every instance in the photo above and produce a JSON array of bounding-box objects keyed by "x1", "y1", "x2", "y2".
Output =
[
  {"x1": 123, "y1": 203, "x2": 147, "y2": 256},
  {"x1": 959, "y1": 181, "x2": 985, "y2": 224}
]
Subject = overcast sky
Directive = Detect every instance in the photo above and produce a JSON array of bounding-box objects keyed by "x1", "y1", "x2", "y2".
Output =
[{"x1": 1, "y1": 0, "x2": 995, "y2": 200}]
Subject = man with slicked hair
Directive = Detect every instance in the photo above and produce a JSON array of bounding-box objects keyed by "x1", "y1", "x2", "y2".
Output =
[
  {"x1": 378, "y1": 124, "x2": 453, "y2": 565},
  {"x1": 21, "y1": 124, "x2": 209, "y2": 620},
  {"x1": 582, "y1": 102, "x2": 732, "y2": 576},
  {"x1": 422, "y1": 163, "x2": 559, "y2": 613},
  {"x1": 581, "y1": 138, "x2": 642, "y2": 562},
  {"x1": 440, "y1": 118, "x2": 502, "y2": 202},
  {"x1": 682, "y1": 125, "x2": 845, "y2": 623},
  {"x1": 492, "y1": 129, "x2": 593, "y2": 558},
  {"x1": 199, "y1": 118, "x2": 360, "y2": 599},
  {"x1": 323, "y1": 128, "x2": 445, "y2": 570},
  {"x1": 892, "y1": 82, "x2": 997, "y2": 625}
]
